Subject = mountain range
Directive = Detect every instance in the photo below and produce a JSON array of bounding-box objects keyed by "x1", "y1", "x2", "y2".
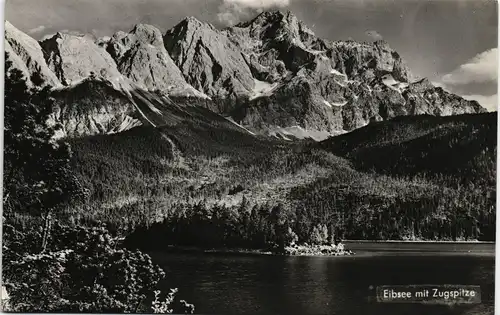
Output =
[
  {"x1": 5, "y1": 11, "x2": 486, "y2": 141},
  {"x1": 4, "y1": 11, "x2": 496, "y2": 243}
]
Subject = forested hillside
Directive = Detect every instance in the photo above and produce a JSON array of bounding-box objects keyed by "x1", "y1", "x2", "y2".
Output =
[
  {"x1": 62, "y1": 112, "x2": 497, "y2": 246},
  {"x1": 318, "y1": 113, "x2": 497, "y2": 187},
  {"x1": 4, "y1": 8, "x2": 496, "y2": 252}
]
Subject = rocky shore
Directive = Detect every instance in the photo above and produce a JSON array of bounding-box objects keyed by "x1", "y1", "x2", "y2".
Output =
[
  {"x1": 154, "y1": 243, "x2": 354, "y2": 257},
  {"x1": 283, "y1": 243, "x2": 354, "y2": 256}
]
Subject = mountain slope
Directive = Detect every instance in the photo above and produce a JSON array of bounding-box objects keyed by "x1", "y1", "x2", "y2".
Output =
[
  {"x1": 162, "y1": 11, "x2": 486, "y2": 138},
  {"x1": 318, "y1": 112, "x2": 496, "y2": 186},
  {"x1": 67, "y1": 110, "x2": 496, "y2": 242},
  {"x1": 4, "y1": 12, "x2": 489, "y2": 141},
  {"x1": 226, "y1": 11, "x2": 411, "y2": 82},
  {"x1": 49, "y1": 78, "x2": 142, "y2": 138},
  {"x1": 104, "y1": 24, "x2": 207, "y2": 98},
  {"x1": 39, "y1": 32, "x2": 124, "y2": 86},
  {"x1": 68, "y1": 103, "x2": 285, "y2": 220},
  {"x1": 5, "y1": 21, "x2": 61, "y2": 88},
  {"x1": 165, "y1": 17, "x2": 255, "y2": 100},
  {"x1": 221, "y1": 11, "x2": 485, "y2": 137}
]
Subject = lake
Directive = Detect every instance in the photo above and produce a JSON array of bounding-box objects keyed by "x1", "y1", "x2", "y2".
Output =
[{"x1": 150, "y1": 243, "x2": 495, "y2": 315}]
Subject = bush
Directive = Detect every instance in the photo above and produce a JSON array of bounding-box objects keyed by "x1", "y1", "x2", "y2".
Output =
[
  {"x1": 2, "y1": 222, "x2": 193, "y2": 313},
  {"x1": 151, "y1": 289, "x2": 195, "y2": 314}
]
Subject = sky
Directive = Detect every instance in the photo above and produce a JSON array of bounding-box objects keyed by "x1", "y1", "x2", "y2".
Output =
[{"x1": 5, "y1": 0, "x2": 498, "y2": 111}]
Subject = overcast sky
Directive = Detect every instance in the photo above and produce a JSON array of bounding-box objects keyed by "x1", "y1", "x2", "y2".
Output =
[{"x1": 5, "y1": 0, "x2": 498, "y2": 110}]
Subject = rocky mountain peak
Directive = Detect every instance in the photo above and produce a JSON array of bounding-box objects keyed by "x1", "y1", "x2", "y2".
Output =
[
  {"x1": 40, "y1": 32, "x2": 123, "y2": 86},
  {"x1": 164, "y1": 16, "x2": 254, "y2": 100},
  {"x1": 238, "y1": 10, "x2": 289, "y2": 26},
  {"x1": 183, "y1": 16, "x2": 215, "y2": 29},
  {"x1": 3, "y1": 13, "x2": 489, "y2": 141},
  {"x1": 4, "y1": 21, "x2": 61, "y2": 88},
  {"x1": 129, "y1": 23, "x2": 164, "y2": 46},
  {"x1": 373, "y1": 39, "x2": 391, "y2": 48},
  {"x1": 326, "y1": 38, "x2": 412, "y2": 83},
  {"x1": 233, "y1": 10, "x2": 315, "y2": 44},
  {"x1": 166, "y1": 16, "x2": 218, "y2": 41},
  {"x1": 106, "y1": 24, "x2": 206, "y2": 97},
  {"x1": 408, "y1": 78, "x2": 435, "y2": 92},
  {"x1": 224, "y1": 10, "x2": 323, "y2": 80},
  {"x1": 237, "y1": 10, "x2": 304, "y2": 29}
]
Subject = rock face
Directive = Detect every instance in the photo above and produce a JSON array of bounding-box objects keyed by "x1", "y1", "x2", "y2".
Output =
[
  {"x1": 234, "y1": 71, "x2": 484, "y2": 140},
  {"x1": 4, "y1": 21, "x2": 61, "y2": 88},
  {"x1": 40, "y1": 32, "x2": 124, "y2": 86},
  {"x1": 226, "y1": 10, "x2": 326, "y2": 78},
  {"x1": 220, "y1": 11, "x2": 483, "y2": 139},
  {"x1": 164, "y1": 17, "x2": 254, "y2": 103},
  {"x1": 104, "y1": 24, "x2": 206, "y2": 97},
  {"x1": 49, "y1": 79, "x2": 142, "y2": 138},
  {"x1": 3, "y1": 11, "x2": 488, "y2": 140},
  {"x1": 161, "y1": 10, "x2": 484, "y2": 140}
]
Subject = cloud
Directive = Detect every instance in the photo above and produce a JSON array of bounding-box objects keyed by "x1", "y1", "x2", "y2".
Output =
[
  {"x1": 40, "y1": 29, "x2": 90, "y2": 41},
  {"x1": 217, "y1": 0, "x2": 290, "y2": 26},
  {"x1": 365, "y1": 30, "x2": 383, "y2": 41},
  {"x1": 28, "y1": 25, "x2": 46, "y2": 34},
  {"x1": 223, "y1": 0, "x2": 290, "y2": 9},
  {"x1": 60, "y1": 29, "x2": 87, "y2": 36},
  {"x1": 441, "y1": 48, "x2": 498, "y2": 85},
  {"x1": 461, "y1": 94, "x2": 498, "y2": 112}
]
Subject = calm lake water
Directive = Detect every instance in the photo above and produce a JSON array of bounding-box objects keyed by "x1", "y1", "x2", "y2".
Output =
[{"x1": 150, "y1": 244, "x2": 495, "y2": 315}]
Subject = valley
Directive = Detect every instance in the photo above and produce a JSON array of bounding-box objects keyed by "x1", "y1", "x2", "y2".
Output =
[
  {"x1": 2, "y1": 7, "x2": 497, "y2": 314},
  {"x1": 3, "y1": 10, "x2": 495, "y2": 249}
]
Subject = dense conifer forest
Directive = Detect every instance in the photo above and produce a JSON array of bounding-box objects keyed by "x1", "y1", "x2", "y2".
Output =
[{"x1": 65, "y1": 110, "x2": 497, "y2": 245}]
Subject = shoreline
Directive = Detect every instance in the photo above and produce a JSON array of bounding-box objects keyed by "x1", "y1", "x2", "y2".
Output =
[
  {"x1": 342, "y1": 240, "x2": 495, "y2": 244},
  {"x1": 157, "y1": 244, "x2": 353, "y2": 257},
  {"x1": 342, "y1": 240, "x2": 495, "y2": 254},
  {"x1": 148, "y1": 240, "x2": 495, "y2": 257}
]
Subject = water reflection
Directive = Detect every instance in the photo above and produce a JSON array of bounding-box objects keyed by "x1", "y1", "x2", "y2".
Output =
[{"x1": 150, "y1": 251, "x2": 494, "y2": 315}]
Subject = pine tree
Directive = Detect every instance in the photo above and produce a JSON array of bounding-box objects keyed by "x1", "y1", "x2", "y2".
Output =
[{"x1": 3, "y1": 53, "x2": 85, "y2": 251}]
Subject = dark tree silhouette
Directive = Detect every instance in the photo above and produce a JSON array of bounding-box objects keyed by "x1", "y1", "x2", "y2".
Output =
[{"x1": 4, "y1": 53, "x2": 85, "y2": 251}]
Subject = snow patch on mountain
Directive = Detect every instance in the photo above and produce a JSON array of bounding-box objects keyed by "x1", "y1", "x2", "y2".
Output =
[
  {"x1": 330, "y1": 68, "x2": 346, "y2": 77},
  {"x1": 304, "y1": 47, "x2": 326, "y2": 55},
  {"x1": 127, "y1": 90, "x2": 160, "y2": 127},
  {"x1": 322, "y1": 99, "x2": 348, "y2": 107},
  {"x1": 267, "y1": 125, "x2": 343, "y2": 141},
  {"x1": 332, "y1": 100, "x2": 348, "y2": 107},
  {"x1": 249, "y1": 79, "x2": 280, "y2": 100},
  {"x1": 382, "y1": 74, "x2": 409, "y2": 93},
  {"x1": 226, "y1": 117, "x2": 256, "y2": 136},
  {"x1": 334, "y1": 80, "x2": 347, "y2": 87}
]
